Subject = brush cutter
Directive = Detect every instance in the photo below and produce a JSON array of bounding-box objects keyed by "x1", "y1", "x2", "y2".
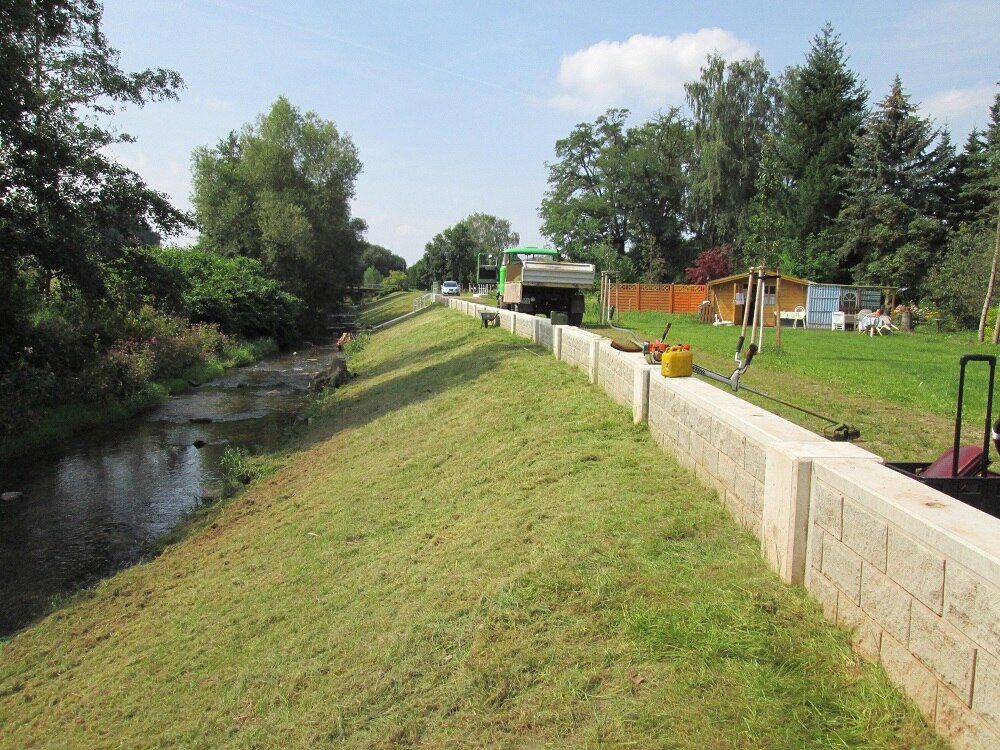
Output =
[{"x1": 692, "y1": 337, "x2": 861, "y2": 442}]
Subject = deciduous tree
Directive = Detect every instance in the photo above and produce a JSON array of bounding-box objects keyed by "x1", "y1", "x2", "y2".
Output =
[
  {"x1": 192, "y1": 97, "x2": 364, "y2": 331},
  {"x1": 0, "y1": 0, "x2": 191, "y2": 357}
]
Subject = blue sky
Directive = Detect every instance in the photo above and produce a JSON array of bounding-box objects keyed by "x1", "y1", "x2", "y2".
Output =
[{"x1": 100, "y1": 0, "x2": 999, "y2": 266}]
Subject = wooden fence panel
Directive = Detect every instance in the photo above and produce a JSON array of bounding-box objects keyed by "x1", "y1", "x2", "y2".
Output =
[{"x1": 609, "y1": 284, "x2": 706, "y2": 314}]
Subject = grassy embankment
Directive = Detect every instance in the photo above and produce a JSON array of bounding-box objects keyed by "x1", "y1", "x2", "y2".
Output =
[{"x1": 0, "y1": 305, "x2": 946, "y2": 749}]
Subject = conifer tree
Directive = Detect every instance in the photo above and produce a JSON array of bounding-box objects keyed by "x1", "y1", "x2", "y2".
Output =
[{"x1": 835, "y1": 77, "x2": 953, "y2": 292}]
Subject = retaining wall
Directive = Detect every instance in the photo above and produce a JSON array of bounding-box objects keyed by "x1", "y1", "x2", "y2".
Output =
[{"x1": 436, "y1": 296, "x2": 1000, "y2": 748}]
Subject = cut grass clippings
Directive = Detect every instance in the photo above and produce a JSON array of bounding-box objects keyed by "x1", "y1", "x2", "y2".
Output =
[{"x1": 0, "y1": 307, "x2": 947, "y2": 749}]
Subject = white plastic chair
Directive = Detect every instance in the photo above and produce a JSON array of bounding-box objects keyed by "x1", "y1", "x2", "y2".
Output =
[{"x1": 831, "y1": 311, "x2": 845, "y2": 331}]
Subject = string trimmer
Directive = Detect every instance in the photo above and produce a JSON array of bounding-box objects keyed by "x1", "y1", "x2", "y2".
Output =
[{"x1": 693, "y1": 333, "x2": 860, "y2": 442}]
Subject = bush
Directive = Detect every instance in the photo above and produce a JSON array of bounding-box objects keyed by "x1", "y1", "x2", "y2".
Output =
[{"x1": 923, "y1": 226, "x2": 994, "y2": 330}]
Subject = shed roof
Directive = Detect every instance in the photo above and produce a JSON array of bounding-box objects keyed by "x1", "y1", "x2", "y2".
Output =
[{"x1": 707, "y1": 270, "x2": 812, "y2": 288}]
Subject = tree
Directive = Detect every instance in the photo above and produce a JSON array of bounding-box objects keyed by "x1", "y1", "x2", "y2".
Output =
[
  {"x1": 360, "y1": 243, "x2": 406, "y2": 279},
  {"x1": 834, "y1": 77, "x2": 954, "y2": 292},
  {"x1": 685, "y1": 54, "x2": 778, "y2": 252},
  {"x1": 0, "y1": 0, "x2": 191, "y2": 358},
  {"x1": 539, "y1": 109, "x2": 634, "y2": 260},
  {"x1": 685, "y1": 245, "x2": 734, "y2": 284},
  {"x1": 419, "y1": 213, "x2": 519, "y2": 286},
  {"x1": 771, "y1": 24, "x2": 868, "y2": 277},
  {"x1": 539, "y1": 109, "x2": 692, "y2": 278},
  {"x1": 622, "y1": 111, "x2": 692, "y2": 280},
  {"x1": 192, "y1": 97, "x2": 364, "y2": 331}
]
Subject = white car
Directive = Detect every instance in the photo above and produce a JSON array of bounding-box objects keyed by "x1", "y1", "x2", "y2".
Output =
[{"x1": 441, "y1": 280, "x2": 460, "y2": 295}]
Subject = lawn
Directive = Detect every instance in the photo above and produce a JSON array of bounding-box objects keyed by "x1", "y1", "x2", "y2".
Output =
[
  {"x1": 0, "y1": 307, "x2": 947, "y2": 749},
  {"x1": 588, "y1": 307, "x2": 1000, "y2": 462}
]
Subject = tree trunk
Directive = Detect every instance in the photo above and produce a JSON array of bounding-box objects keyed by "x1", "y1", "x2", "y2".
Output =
[{"x1": 991, "y1": 205, "x2": 1000, "y2": 344}]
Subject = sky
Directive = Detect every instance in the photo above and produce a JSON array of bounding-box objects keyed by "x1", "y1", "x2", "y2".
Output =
[{"x1": 99, "y1": 0, "x2": 999, "y2": 267}]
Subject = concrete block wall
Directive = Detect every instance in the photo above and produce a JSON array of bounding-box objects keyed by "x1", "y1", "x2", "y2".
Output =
[
  {"x1": 807, "y1": 459, "x2": 1000, "y2": 749},
  {"x1": 596, "y1": 342, "x2": 657, "y2": 424},
  {"x1": 559, "y1": 326, "x2": 602, "y2": 384},
  {"x1": 434, "y1": 299, "x2": 1000, "y2": 748}
]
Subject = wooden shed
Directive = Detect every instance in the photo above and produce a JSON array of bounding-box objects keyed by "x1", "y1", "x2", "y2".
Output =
[{"x1": 707, "y1": 270, "x2": 811, "y2": 328}]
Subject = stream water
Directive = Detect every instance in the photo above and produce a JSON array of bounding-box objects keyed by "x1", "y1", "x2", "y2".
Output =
[{"x1": 0, "y1": 344, "x2": 343, "y2": 637}]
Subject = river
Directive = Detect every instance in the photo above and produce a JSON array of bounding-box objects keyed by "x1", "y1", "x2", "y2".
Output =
[{"x1": 0, "y1": 344, "x2": 344, "y2": 637}]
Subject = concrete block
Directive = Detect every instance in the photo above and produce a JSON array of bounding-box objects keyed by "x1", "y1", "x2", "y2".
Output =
[
  {"x1": 887, "y1": 528, "x2": 945, "y2": 616},
  {"x1": 717, "y1": 452, "x2": 736, "y2": 492},
  {"x1": 843, "y1": 499, "x2": 888, "y2": 572},
  {"x1": 552, "y1": 325, "x2": 563, "y2": 360},
  {"x1": 812, "y1": 459, "x2": 1000, "y2": 586},
  {"x1": 945, "y1": 563, "x2": 1000, "y2": 656},
  {"x1": 938, "y1": 684, "x2": 1000, "y2": 750},
  {"x1": 744, "y1": 438, "x2": 767, "y2": 482},
  {"x1": 822, "y1": 535, "x2": 863, "y2": 604},
  {"x1": 910, "y1": 601, "x2": 977, "y2": 703},
  {"x1": 973, "y1": 649, "x2": 1000, "y2": 738},
  {"x1": 808, "y1": 566, "x2": 839, "y2": 621},
  {"x1": 809, "y1": 526, "x2": 825, "y2": 576},
  {"x1": 838, "y1": 594, "x2": 882, "y2": 660},
  {"x1": 813, "y1": 479, "x2": 844, "y2": 539},
  {"x1": 880, "y1": 631, "x2": 939, "y2": 725},
  {"x1": 860, "y1": 564, "x2": 912, "y2": 643}
]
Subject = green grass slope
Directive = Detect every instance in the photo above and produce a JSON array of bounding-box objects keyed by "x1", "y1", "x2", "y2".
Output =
[{"x1": 0, "y1": 307, "x2": 946, "y2": 749}]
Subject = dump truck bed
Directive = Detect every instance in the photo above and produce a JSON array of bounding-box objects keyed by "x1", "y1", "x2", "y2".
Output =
[{"x1": 520, "y1": 260, "x2": 595, "y2": 288}]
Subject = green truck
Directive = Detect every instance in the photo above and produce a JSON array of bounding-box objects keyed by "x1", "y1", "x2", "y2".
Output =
[{"x1": 495, "y1": 247, "x2": 594, "y2": 326}]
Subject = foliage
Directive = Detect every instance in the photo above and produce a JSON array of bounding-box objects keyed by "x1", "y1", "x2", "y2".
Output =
[
  {"x1": 219, "y1": 446, "x2": 261, "y2": 496},
  {"x1": 834, "y1": 77, "x2": 954, "y2": 293},
  {"x1": 384, "y1": 270, "x2": 409, "y2": 290},
  {"x1": 774, "y1": 25, "x2": 867, "y2": 254},
  {"x1": 685, "y1": 53, "x2": 778, "y2": 252},
  {"x1": 362, "y1": 266, "x2": 384, "y2": 287},
  {"x1": 540, "y1": 108, "x2": 693, "y2": 279},
  {"x1": 144, "y1": 247, "x2": 302, "y2": 344},
  {"x1": 420, "y1": 213, "x2": 518, "y2": 286},
  {"x1": 0, "y1": 0, "x2": 193, "y2": 356},
  {"x1": 685, "y1": 245, "x2": 734, "y2": 284},
  {"x1": 359, "y1": 243, "x2": 406, "y2": 279},
  {"x1": 191, "y1": 97, "x2": 364, "y2": 332},
  {"x1": 924, "y1": 226, "x2": 996, "y2": 329}
]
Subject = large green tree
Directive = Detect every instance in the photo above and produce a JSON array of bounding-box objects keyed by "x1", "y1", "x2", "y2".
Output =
[
  {"x1": 418, "y1": 213, "x2": 518, "y2": 287},
  {"x1": 622, "y1": 110, "x2": 692, "y2": 280},
  {"x1": 771, "y1": 24, "x2": 868, "y2": 278},
  {"x1": 834, "y1": 77, "x2": 954, "y2": 291},
  {"x1": 192, "y1": 97, "x2": 364, "y2": 329},
  {"x1": 685, "y1": 53, "x2": 778, "y2": 254},
  {"x1": 539, "y1": 109, "x2": 691, "y2": 279},
  {"x1": 539, "y1": 109, "x2": 634, "y2": 261},
  {"x1": 0, "y1": 0, "x2": 191, "y2": 357}
]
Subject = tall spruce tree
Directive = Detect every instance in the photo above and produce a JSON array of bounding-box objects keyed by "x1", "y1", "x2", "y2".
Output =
[
  {"x1": 776, "y1": 23, "x2": 867, "y2": 262},
  {"x1": 834, "y1": 77, "x2": 953, "y2": 292}
]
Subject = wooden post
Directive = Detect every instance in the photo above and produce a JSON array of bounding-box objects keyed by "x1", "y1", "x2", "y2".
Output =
[
  {"x1": 775, "y1": 273, "x2": 782, "y2": 352},
  {"x1": 739, "y1": 269, "x2": 756, "y2": 341}
]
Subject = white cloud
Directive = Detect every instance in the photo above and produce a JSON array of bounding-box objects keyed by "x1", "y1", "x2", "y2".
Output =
[
  {"x1": 920, "y1": 85, "x2": 996, "y2": 133},
  {"x1": 550, "y1": 30, "x2": 756, "y2": 113}
]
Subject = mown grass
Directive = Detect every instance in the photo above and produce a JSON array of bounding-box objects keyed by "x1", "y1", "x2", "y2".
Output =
[
  {"x1": 590, "y1": 307, "x2": 1000, "y2": 461},
  {"x1": 356, "y1": 290, "x2": 425, "y2": 327},
  {"x1": 0, "y1": 307, "x2": 946, "y2": 749}
]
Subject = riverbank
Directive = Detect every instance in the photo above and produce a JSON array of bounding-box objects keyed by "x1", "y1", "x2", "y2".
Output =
[
  {"x1": 0, "y1": 308, "x2": 945, "y2": 749},
  {"x1": 0, "y1": 338, "x2": 279, "y2": 463}
]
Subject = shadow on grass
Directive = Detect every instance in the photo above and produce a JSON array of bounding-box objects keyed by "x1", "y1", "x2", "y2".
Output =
[{"x1": 294, "y1": 332, "x2": 516, "y2": 450}]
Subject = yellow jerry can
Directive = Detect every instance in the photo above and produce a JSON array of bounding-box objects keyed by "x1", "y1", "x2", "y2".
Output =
[{"x1": 661, "y1": 346, "x2": 693, "y2": 378}]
